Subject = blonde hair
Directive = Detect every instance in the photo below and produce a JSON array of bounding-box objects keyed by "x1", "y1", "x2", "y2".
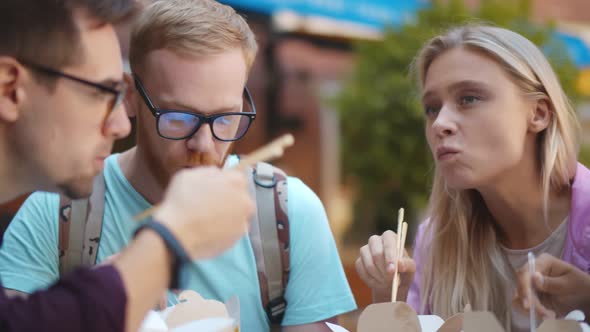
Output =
[
  {"x1": 129, "y1": 0, "x2": 258, "y2": 74},
  {"x1": 413, "y1": 25, "x2": 580, "y2": 328}
]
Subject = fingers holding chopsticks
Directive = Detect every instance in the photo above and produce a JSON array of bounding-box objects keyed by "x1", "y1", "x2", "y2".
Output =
[
  {"x1": 356, "y1": 229, "x2": 416, "y2": 303},
  {"x1": 513, "y1": 253, "x2": 590, "y2": 319}
]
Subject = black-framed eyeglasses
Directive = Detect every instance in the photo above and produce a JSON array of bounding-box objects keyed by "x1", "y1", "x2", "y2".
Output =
[
  {"x1": 133, "y1": 73, "x2": 256, "y2": 142},
  {"x1": 19, "y1": 60, "x2": 127, "y2": 116}
]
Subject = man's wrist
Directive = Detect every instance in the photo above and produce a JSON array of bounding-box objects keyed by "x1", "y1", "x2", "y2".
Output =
[
  {"x1": 130, "y1": 229, "x2": 174, "y2": 288},
  {"x1": 134, "y1": 220, "x2": 191, "y2": 289}
]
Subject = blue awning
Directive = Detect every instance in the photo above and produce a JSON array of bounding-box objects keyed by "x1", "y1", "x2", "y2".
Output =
[
  {"x1": 554, "y1": 31, "x2": 590, "y2": 68},
  {"x1": 220, "y1": 1, "x2": 590, "y2": 68},
  {"x1": 219, "y1": 0, "x2": 428, "y2": 31}
]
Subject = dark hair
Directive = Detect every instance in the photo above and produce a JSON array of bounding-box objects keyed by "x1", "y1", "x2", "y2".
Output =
[{"x1": 0, "y1": 0, "x2": 137, "y2": 69}]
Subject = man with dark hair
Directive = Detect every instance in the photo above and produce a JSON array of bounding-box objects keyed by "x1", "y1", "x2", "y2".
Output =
[{"x1": 0, "y1": 1, "x2": 254, "y2": 331}]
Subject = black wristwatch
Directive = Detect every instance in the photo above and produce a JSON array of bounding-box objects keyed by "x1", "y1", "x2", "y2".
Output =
[{"x1": 133, "y1": 219, "x2": 191, "y2": 289}]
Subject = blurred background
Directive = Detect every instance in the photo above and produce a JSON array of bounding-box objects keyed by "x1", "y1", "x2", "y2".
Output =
[{"x1": 2, "y1": 0, "x2": 590, "y2": 330}]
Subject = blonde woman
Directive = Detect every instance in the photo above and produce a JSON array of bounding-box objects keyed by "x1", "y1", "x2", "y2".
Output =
[{"x1": 355, "y1": 25, "x2": 590, "y2": 331}]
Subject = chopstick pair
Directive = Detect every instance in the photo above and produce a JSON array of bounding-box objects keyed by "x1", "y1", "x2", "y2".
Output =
[
  {"x1": 391, "y1": 208, "x2": 408, "y2": 303},
  {"x1": 133, "y1": 133, "x2": 295, "y2": 221}
]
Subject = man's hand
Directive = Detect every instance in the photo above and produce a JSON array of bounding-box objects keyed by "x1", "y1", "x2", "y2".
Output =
[{"x1": 155, "y1": 167, "x2": 255, "y2": 260}]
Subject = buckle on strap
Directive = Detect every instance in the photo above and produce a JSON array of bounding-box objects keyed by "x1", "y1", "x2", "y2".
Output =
[
  {"x1": 253, "y1": 169, "x2": 277, "y2": 188},
  {"x1": 266, "y1": 297, "x2": 287, "y2": 324}
]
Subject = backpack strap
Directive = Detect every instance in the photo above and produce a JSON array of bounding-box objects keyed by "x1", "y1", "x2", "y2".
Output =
[
  {"x1": 58, "y1": 197, "x2": 72, "y2": 275},
  {"x1": 58, "y1": 198, "x2": 87, "y2": 275},
  {"x1": 248, "y1": 162, "x2": 290, "y2": 329},
  {"x1": 83, "y1": 172, "x2": 106, "y2": 265},
  {"x1": 58, "y1": 172, "x2": 106, "y2": 275}
]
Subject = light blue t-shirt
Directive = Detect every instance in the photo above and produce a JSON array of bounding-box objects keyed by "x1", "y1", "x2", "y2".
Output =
[{"x1": 0, "y1": 154, "x2": 356, "y2": 331}]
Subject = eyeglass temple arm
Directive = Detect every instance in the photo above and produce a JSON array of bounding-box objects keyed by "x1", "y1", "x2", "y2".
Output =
[{"x1": 133, "y1": 74, "x2": 159, "y2": 115}]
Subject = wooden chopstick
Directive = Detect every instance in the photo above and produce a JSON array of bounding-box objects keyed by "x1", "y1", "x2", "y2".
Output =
[
  {"x1": 235, "y1": 134, "x2": 294, "y2": 171},
  {"x1": 391, "y1": 208, "x2": 408, "y2": 302}
]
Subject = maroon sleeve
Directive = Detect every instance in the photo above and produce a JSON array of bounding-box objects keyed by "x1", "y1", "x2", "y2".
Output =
[{"x1": 0, "y1": 265, "x2": 127, "y2": 332}]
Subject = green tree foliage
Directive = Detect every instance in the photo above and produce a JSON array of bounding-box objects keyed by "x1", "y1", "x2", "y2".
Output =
[{"x1": 336, "y1": 0, "x2": 580, "y2": 237}]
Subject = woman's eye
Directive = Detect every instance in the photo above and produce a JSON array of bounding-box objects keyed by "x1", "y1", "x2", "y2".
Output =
[
  {"x1": 459, "y1": 95, "x2": 481, "y2": 105},
  {"x1": 424, "y1": 105, "x2": 439, "y2": 116}
]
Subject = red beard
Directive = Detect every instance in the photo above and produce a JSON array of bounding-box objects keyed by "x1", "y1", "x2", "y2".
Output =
[
  {"x1": 186, "y1": 143, "x2": 233, "y2": 168},
  {"x1": 187, "y1": 152, "x2": 220, "y2": 167}
]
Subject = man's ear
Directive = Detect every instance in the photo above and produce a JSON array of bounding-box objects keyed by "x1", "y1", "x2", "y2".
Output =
[
  {"x1": 123, "y1": 72, "x2": 137, "y2": 118},
  {"x1": 0, "y1": 57, "x2": 26, "y2": 123},
  {"x1": 528, "y1": 97, "x2": 552, "y2": 133}
]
